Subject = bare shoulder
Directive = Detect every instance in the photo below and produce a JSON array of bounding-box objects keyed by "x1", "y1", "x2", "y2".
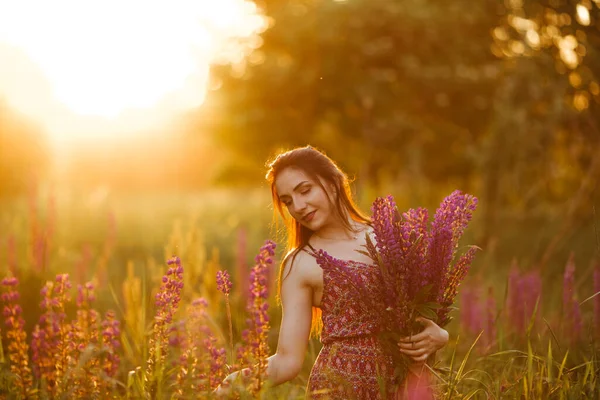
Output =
[{"x1": 281, "y1": 249, "x2": 323, "y2": 289}]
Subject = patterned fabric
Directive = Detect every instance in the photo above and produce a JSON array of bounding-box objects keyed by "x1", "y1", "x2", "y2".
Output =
[{"x1": 306, "y1": 249, "x2": 398, "y2": 399}]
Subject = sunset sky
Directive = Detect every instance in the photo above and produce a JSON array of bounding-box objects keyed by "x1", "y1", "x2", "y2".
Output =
[{"x1": 0, "y1": 0, "x2": 267, "y2": 147}]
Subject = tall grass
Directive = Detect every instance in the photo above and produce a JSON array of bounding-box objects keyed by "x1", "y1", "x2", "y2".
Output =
[{"x1": 0, "y1": 189, "x2": 598, "y2": 399}]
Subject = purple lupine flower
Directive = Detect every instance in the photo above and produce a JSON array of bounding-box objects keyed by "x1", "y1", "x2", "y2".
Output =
[
  {"x1": 403, "y1": 207, "x2": 430, "y2": 298},
  {"x1": 216, "y1": 269, "x2": 235, "y2": 364},
  {"x1": 563, "y1": 254, "x2": 582, "y2": 343},
  {"x1": 101, "y1": 310, "x2": 121, "y2": 377},
  {"x1": 243, "y1": 240, "x2": 276, "y2": 395},
  {"x1": 370, "y1": 196, "x2": 411, "y2": 331},
  {"x1": 146, "y1": 256, "x2": 185, "y2": 396},
  {"x1": 1, "y1": 276, "x2": 34, "y2": 398},
  {"x1": 431, "y1": 191, "x2": 478, "y2": 306},
  {"x1": 31, "y1": 274, "x2": 72, "y2": 397},
  {"x1": 216, "y1": 270, "x2": 232, "y2": 295},
  {"x1": 68, "y1": 281, "x2": 102, "y2": 397},
  {"x1": 437, "y1": 246, "x2": 478, "y2": 326},
  {"x1": 175, "y1": 297, "x2": 216, "y2": 397},
  {"x1": 368, "y1": 191, "x2": 478, "y2": 331},
  {"x1": 204, "y1": 335, "x2": 227, "y2": 390}
]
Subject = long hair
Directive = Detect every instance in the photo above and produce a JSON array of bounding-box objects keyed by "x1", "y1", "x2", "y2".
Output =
[{"x1": 265, "y1": 145, "x2": 370, "y2": 336}]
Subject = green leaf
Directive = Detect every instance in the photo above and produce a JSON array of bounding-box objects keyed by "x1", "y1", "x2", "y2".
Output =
[
  {"x1": 415, "y1": 305, "x2": 438, "y2": 321},
  {"x1": 421, "y1": 302, "x2": 442, "y2": 309},
  {"x1": 355, "y1": 249, "x2": 372, "y2": 258}
]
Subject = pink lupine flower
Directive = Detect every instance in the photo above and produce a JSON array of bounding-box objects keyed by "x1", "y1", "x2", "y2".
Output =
[
  {"x1": 460, "y1": 286, "x2": 483, "y2": 336},
  {"x1": 505, "y1": 260, "x2": 542, "y2": 337},
  {"x1": 563, "y1": 253, "x2": 582, "y2": 344},
  {"x1": 483, "y1": 286, "x2": 497, "y2": 350}
]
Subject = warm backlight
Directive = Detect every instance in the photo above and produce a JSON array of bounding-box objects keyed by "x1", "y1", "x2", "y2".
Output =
[{"x1": 0, "y1": 0, "x2": 266, "y2": 141}]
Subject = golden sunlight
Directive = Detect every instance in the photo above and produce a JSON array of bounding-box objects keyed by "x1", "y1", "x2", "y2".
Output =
[{"x1": 0, "y1": 0, "x2": 267, "y2": 143}]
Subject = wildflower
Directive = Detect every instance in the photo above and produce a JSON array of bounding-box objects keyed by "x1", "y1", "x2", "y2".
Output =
[
  {"x1": 216, "y1": 270, "x2": 232, "y2": 295},
  {"x1": 0, "y1": 276, "x2": 34, "y2": 398},
  {"x1": 243, "y1": 240, "x2": 276, "y2": 395},
  {"x1": 505, "y1": 261, "x2": 542, "y2": 336},
  {"x1": 563, "y1": 253, "x2": 582, "y2": 344},
  {"x1": 146, "y1": 256, "x2": 184, "y2": 398},
  {"x1": 174, "y1": 298, "x2": 226, "y2": 398},
  {"x1": 101, "y1": 310, "x2": 121, "y2": 378},
  {"x1": 484, "y1": 286, "x2": 497, "y2": 350},
  {"x1": 216, "y1": 270, "x2": 234, "y2": 362},
  {"x1": 31, "y1": 274, "x2": 72, "y2": 398},
  {"x1": 460, "y1": 286, "x2": 483, "y2": 337},
  {"x1": 68, "y1": 281, "x2": 102, "y2": 397}
]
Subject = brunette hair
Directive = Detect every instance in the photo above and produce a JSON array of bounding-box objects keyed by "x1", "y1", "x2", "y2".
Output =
[{"x1": 265, "y1": 145, "x2": 370, "y2": 335}]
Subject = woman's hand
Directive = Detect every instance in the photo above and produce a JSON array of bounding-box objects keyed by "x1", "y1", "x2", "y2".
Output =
[
  {"x1": 397, "y1": 316, "x2": 449, "y2": 364},
  {"x1": 213, "y1": 372, "x2": 237, "y2": 397},
  {"x1": 213, "y1": 369, "x2": 249, "y2": 397}
]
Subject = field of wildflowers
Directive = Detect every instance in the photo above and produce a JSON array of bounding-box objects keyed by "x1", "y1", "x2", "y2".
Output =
[{"x1": 0, "y1": 187, "x2": 598, "y2": 399}]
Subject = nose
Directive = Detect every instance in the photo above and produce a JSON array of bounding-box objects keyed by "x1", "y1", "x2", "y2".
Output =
[{"x1": 291, "y1": 196, "x2": 307, "y2": 214}]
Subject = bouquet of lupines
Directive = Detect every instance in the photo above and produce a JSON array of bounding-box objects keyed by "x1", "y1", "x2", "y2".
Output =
[{"x1": 362, "y1": 190, "x2": 479, "y2": 377}]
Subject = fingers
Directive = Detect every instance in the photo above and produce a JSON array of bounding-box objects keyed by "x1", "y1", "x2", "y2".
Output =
[
  {"x1": 412, "y1": 352, "x2": 430, "y2": 363},
  {"x1": 398, "y1": 347, "x2": 430, "y2": 363},
  {"x1": 397, "y1": 339, "x2": 426, "y2": 350},
  {"x1": 400, "y1": 330, "x2": 429, "y2": 343},
  {"x1": 398, "y1": 347, "x2": 429, "y2": 357},
  {"x1": 414, "y1": 316, "x2": 433, "y2": 326}
]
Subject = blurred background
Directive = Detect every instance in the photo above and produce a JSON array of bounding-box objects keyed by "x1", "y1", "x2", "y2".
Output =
[{"x1": 0, "y1": 0, "x2": 599, "y2": 393}]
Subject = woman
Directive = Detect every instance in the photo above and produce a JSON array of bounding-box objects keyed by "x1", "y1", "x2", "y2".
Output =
[{"x1": 219, "y1": 146, "x2": 449, "y2": 399}]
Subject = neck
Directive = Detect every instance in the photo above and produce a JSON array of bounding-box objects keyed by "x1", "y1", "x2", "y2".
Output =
[{"x1": 313, "y1": 221, "x2": 362, "y2": 241}]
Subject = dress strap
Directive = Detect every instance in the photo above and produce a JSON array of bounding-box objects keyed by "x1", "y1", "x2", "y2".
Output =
[{"x1": 302, "y1": 243, "x2": 318, "y2": 258}]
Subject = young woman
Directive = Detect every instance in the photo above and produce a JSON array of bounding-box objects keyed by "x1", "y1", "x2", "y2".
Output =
[{"x1": 218, "y1": 146, "x2": 449, "y2": 399}]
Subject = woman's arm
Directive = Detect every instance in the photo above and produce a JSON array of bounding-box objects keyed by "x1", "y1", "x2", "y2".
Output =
[
  {"x1": 397, "y1": 316, "x2": 449, "y2": 364},
  {"x1": 216, "y1": 257, "x2": 313, "y2": 392},
  {"x1": 265, "y1": 258, "x2": 313, "y2": 385}
]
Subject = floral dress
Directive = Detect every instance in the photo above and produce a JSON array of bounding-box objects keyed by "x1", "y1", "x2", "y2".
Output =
[{"x1": 305, "y1": 247, "x2": 398, "y2": 400}]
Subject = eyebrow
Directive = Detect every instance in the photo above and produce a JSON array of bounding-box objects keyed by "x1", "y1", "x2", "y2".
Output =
[{"x1": 278, "y1": 181, "x2": 310, "y2": 199}]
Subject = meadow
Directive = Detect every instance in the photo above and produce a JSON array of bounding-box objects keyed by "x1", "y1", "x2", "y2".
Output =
[{"x1": 0, "y1": 185, "x2": 598, "y2": 399}]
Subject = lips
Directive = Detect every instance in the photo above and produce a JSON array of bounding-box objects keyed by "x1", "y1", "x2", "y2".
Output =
[{"x1": 303, "y1": 211, "x2": 316, "y2": 222}]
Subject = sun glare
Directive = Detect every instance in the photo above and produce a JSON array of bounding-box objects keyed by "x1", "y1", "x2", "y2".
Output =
[{"x1": 0, "y1": 0, "x2": 266, "y2": 141}]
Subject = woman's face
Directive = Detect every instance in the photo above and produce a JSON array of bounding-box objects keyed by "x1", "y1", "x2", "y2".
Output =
[{"x1": 274, "y1": 167, "x2": 338, "y2": 232}]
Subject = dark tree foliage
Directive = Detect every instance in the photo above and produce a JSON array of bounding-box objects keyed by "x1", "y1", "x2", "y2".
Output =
[{"x1": 202, "y1": 0, "x2": 599, "y2": 250}]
